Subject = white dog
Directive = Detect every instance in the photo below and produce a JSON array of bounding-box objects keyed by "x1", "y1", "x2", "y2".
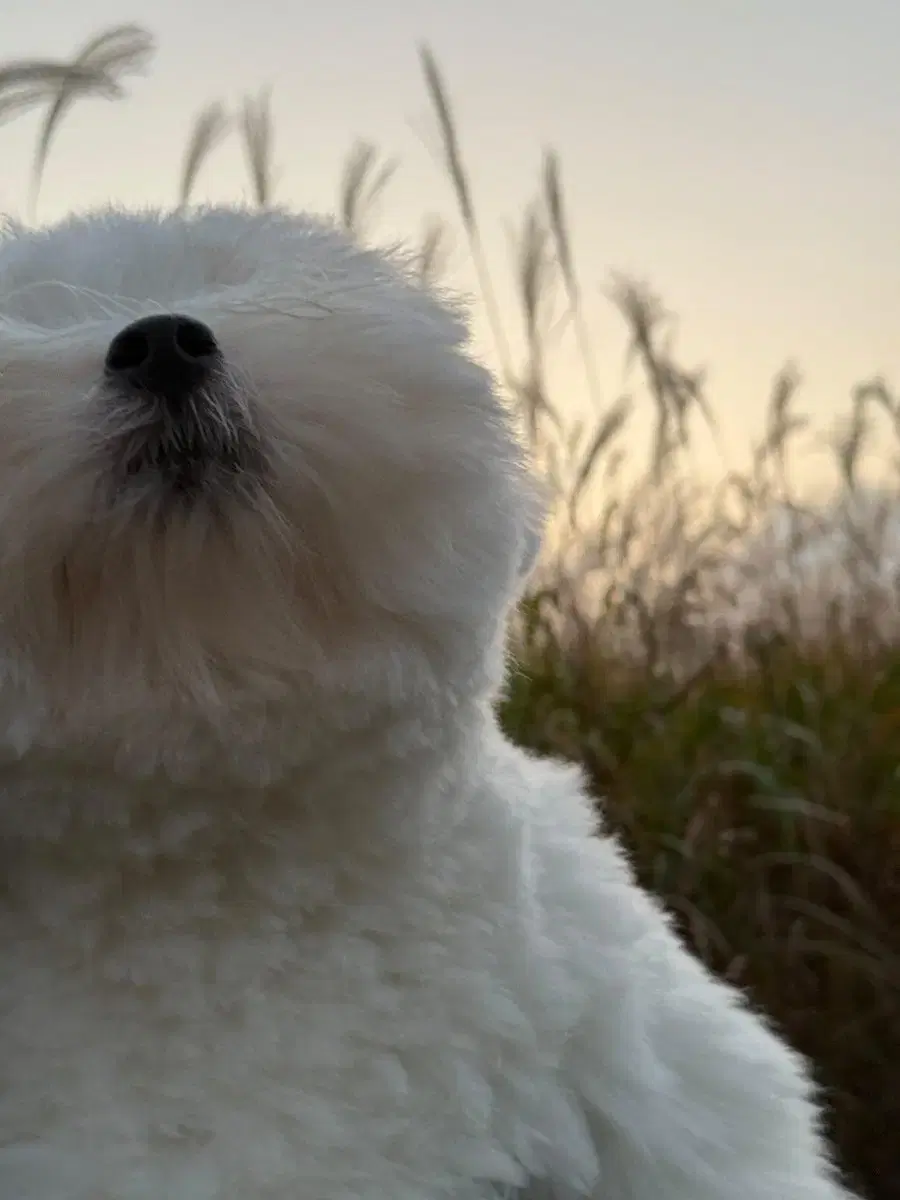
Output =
[{"x1": 0, "y1": 206, "x2": 857, "y2": 1200}]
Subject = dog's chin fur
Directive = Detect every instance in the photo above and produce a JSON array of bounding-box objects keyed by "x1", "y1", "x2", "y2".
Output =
[{"x1": 0, "y1": 207, "x2": 856, "y2": 1200}]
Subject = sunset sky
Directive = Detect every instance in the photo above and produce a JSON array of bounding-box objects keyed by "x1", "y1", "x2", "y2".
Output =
[{"x1": 1, "y1": 1, "x2": 898, "y2": 492}]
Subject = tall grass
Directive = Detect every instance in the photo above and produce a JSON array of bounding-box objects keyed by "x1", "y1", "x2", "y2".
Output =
[{"x1": 2, "y1": 27, "x2": 899, "y2": 1197}]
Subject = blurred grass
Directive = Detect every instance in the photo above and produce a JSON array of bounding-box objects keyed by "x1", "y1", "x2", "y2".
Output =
[{"x1": 3, "y1": 27, "x2": 900, "y2": 1198}]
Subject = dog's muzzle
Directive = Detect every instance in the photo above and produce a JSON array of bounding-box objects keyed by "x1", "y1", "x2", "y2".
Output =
[{"x1": 103, "y1": 313, "x2": 262, "y2": 497}]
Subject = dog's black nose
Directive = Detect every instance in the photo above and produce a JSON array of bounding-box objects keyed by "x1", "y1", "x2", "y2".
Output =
[{"x1": 105, "y1": 314, "x2": 219, "y2": 403}]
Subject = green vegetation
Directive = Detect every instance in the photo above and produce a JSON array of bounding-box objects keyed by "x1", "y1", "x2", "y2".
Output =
[{"x1": 3, "y1": 25, "x2": 899, "y2": 1198}]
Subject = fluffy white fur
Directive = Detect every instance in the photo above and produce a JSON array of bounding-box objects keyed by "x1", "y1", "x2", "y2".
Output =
[{"x1": 0, "y1": 206, "x2": 857, "y2": 1200}]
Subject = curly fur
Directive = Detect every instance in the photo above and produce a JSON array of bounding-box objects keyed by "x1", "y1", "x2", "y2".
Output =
[{"x1": 0, "y1": 206, "x2": 858, "y2": 1199}]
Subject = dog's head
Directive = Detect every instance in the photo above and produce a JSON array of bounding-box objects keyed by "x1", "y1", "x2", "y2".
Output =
[{"x1": 0, "y1": 207, "x2": 541, "y2": 778}]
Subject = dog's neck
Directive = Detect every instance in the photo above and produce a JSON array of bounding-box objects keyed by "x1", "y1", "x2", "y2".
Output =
[
  {"x1": 0, "y1": 701, "x2": 491, "y2": 961},
  {"x1": 0, "y1": 683, "x2": 487, "y2": 854}
]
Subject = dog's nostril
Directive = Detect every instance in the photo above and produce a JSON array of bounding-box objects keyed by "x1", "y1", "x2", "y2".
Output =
[
  {"x1": 105, "y1": 326, "x2": 151, "y2": 373},
  {"x1": 105, "y1": 314, "x2": 220, "y2": 402},
  {"x1": 174, "y1": 317, "x2": 218, "y2": 361}
]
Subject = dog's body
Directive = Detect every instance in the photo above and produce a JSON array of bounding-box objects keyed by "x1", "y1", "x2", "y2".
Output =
[{"x1": 0, "y1": 208, "x2": 855, "y2": 1199}]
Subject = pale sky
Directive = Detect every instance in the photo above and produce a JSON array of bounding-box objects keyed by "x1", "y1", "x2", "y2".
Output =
[{"x1": 1, "y1": 1, "x2": 899, "y2": 490}]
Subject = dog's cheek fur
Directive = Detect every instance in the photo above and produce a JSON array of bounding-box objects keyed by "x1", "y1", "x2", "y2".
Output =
[{"x1": 233, "y1": 296, "x2": 536, "y2": 620}]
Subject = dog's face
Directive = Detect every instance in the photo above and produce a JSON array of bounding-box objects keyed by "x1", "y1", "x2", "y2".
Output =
[{"x1": 0, "y1": 207, "x2": 538, "y2": 775}]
